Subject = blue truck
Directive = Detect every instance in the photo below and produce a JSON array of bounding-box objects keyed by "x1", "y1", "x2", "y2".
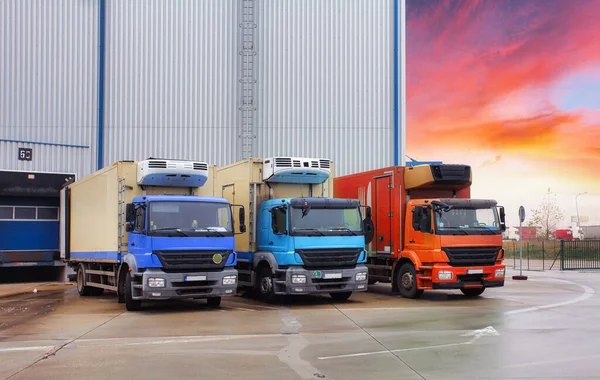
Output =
[
  {"x1": 215, "y1": 157, "x2": 371, "y2": 301},
  {"x1": 59, "y1": 159, "x2": 245, "y2": 311}
]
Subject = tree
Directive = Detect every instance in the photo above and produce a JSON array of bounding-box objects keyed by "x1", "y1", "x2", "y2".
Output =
[{"x1": 529, "y1": 188, "x2": 565, "y2": 240}]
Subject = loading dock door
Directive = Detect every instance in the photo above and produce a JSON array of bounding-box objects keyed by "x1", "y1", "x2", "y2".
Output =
[{"x1": 0, "y1": 171, "x2": 75, "y2": 266}]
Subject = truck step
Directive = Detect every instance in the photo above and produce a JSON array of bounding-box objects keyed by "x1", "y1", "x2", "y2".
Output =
[
  {"x1": 133, "y1": 284, "x2": 143, "y2": 290},
  {"x1": 86, "y1": 282, "x2": 118, "y2": 292},
  {"x1": 86, "y1": 269, "x2": 116, "y2": 277},
  {"x1": 366, "y1": 264, "x2": 392, "y2": 270}
]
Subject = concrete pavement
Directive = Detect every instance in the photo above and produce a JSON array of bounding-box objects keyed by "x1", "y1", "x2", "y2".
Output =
[{"x1": 1, "y1": 269, "x2": 599, "y2": 379}]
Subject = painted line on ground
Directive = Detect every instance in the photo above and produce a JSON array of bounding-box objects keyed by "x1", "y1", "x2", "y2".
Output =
[
  {"x1": 0, "y1": 346, "x2": 54, "y2": 353},
  {"x1": 504, "y1": 278, "x2": 595, "y2": 315},
  {"x1": 0, "y1": 333, "x2": 285, "y2": 353},
  {"x1": 318, "y1": 326, "x2": 499, "y2": 360}
]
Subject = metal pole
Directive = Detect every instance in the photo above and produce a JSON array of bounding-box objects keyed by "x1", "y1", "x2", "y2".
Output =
[
  {"x1": 519, "y1": 219, "x2": 523, "y2": 276},
  {"x1": 576, "y1": 192, "x2": 587, "y2": 236}
]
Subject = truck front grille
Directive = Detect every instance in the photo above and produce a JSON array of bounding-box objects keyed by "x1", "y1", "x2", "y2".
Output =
[
  {"x1": 296, "y1": 248, "x2": 361, "y2": 269},
  {"x1": 153, "y1": 250, "x2": 231, "y2": 272},
  {"x1": 442, "y1": 246, "x2": 500, "y2": 267}
]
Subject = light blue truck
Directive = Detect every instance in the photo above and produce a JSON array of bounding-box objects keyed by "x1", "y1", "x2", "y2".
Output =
[{"x1": 215, "y1": 157, "x2": 371, "y2": 301}]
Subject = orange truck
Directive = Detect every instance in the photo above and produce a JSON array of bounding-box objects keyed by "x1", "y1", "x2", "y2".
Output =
[{"x1": 334, "y1": 164, "x2": 507, "y2": 298}]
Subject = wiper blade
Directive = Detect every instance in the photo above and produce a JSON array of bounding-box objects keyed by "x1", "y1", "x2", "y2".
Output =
[
  {"x1": 151, "y1": 228, "x2": 188, "y2": 237},
  {"x1": 449, "y1": 228, "x2": 469, "y2": 235},
  {"x1": 205, "y1": 227, "x2": 226, "y2": 237},
  {"x1": 328, "y1": 227, "x2": 359, "y2": 236},
  {"x1": 293, "y1": 228, "x2": 325, "y2": 236},
  {"x1": 475, "y1": 228, "x2": 497, "y2": 235}
]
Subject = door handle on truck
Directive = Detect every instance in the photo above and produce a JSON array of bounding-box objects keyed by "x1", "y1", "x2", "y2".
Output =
[
  {"x1": 409, "y1": 240, "x2": 415, "y2": 243},
  {"x1": 268, "y1": 241, "x2": 274, "y2": 245}
]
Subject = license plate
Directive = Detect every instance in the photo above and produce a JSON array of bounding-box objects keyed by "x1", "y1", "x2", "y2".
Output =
[
  {"x1": 467, "y1": 269, "x2": 483, "y2": 274},
  {"x1": 322, "y1": 273, "x2": 342, "y2": 279},
  {"x1": 184, "y1": 275, "x2": 206, "y2": 282}
]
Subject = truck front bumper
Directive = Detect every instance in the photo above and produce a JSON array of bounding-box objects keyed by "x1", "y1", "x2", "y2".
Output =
[
  {"x1": 430, "y1": 263, "x2": 505, "y2": 290},
  {"x1": 135, "y1": 267, "x2": 238, "y2": 300},
  {"x1": 272, "y1": 265, "x2": 369, "y2": 295}
]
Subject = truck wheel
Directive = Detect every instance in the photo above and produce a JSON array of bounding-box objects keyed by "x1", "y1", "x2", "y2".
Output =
[
  {"x1": 461, "y1": 287, "x2": 485, "y2": 297},
  {"x1": 124, "y1": 274, "x2": 142, "y2": 311},
  {"x1": 368, "y1": 278, "x2": 377, "y2": 285},
  {"x1": 76, "y1": 264, "x2": 92, "y2": 296},
  {"x1": 90, "y1": 288, "x2": 105, "y2": 296},
  {"x1": 257, "y1": 267, "x2": 276, "y2": 303},
  {"x1": 397, "y1": 263, "x2": 423, "y2": 299},
  {"x1": 207, "y1": 297, "x2": 221, "y2": 308},
  {"x1": 330, "y1": 292, "x2": 352, "y2": 302}
]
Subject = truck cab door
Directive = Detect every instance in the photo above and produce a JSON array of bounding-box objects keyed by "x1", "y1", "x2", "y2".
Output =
[
  {"x1": 267, "y1": 206, "x2": 288, "y2": 254},
  {"x1": 405, "y1": 205, "x2": 436, "y2": 253},
  {"x1": 128, "y1": 206, "x2": 149, "y2": 254}
]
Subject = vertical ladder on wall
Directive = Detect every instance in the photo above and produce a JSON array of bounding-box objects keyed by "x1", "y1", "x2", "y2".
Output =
[{"x1": 239, "y1": 0, "x2": 257, "y2": 159}]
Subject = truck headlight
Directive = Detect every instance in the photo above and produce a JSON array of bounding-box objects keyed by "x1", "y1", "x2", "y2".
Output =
[
  {"x1": 292, "y1": 275, "x2": 306, "y2": 284},
  {"x1": 355, "y1": 272, "x2": 368, "y2": 281},
  {"x1": 222, "y1": 275, "x2": 237, "y2": 285},
  {"x1": 438, "y1": 271, "x2": 453, "y2": 280},
  {"x1": 148, "y1": 277, "x2": 165, "y2": 288},
  {"x1": 495, "y1": 268, "x2": 505, "y2": 278}
]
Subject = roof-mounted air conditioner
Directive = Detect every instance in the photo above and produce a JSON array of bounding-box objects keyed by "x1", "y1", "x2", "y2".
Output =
[
  {"x1": 137, "y1": 159, "x2": 209, "y2": 187},
  {"x1": 262, "y1": 157, "x2": 331, "y2": 184}
]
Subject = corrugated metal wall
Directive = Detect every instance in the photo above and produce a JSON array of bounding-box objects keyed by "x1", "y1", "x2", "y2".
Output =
[
  {"x1": 0, "y1": 0, "x2": 98, "y2": 178},
  {"x1": 2, "y1": 0, "x2": 398, "y2": 179},
  {"x1": 103, "y1": 0, "x2": 239, "y2": 167},
  {"x1": 254, "y1": 0, "x2": 394, "y2": 176}
]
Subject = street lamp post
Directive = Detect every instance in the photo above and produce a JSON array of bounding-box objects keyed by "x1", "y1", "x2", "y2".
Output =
[{"x1": 576, "y1": 192, "x2": 587, "y2": 233}]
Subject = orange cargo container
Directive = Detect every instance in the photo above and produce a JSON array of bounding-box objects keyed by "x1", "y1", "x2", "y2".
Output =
[{"x1": 334, "y1": 164, "x2": 507, "y2": 298}]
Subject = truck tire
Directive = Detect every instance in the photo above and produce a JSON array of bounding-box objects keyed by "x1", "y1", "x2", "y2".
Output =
[
  {"x1": 257, "y1": 267, "x2": 276, "y2": 303},
  {"x1": 207, "y1": 297, "x2": 221, "y2": 308},
  {"x1": 397, "y1": 263, "x2": 423, "y2": 299},
  {"x1": 330, "y1": 292, "x2": 352, "y2": 301},
  {"x1": 461, "y1": 287, "x2": 485, "y2": 297},
  {"x1": 76, "y1": 264, "x2": 92, "y2": 296},
  {"x1": 124, "y1": 274, "x2": 142, "y2": 311}
]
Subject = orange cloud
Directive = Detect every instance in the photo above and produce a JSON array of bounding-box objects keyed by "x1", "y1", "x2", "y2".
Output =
[{"x1": 406, "y1": 0, "x2": 600, "y2": 180}]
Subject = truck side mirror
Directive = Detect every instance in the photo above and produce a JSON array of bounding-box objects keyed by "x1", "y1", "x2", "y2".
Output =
[
  {"x1": 412, "y1": 207, "x2": 423, "y2": 231},
  {"x1": 420, "y1": 207, "x2": 432, "y2": 233},
  {"x1": 362, "y1": 218, "x2": 375, "y2": 245},
  {"x1": 499, "y1": 206, "x2": 506, "y2": 231},
  {"x1": 239, "y1": 207, "x2": 247, "y2": 233},
  {"x1": 362, "y1": 206, "x2": 374, "y2": 244},
  {"x1": 126, "y1": 203, "x2": 135, "y2": 223}
]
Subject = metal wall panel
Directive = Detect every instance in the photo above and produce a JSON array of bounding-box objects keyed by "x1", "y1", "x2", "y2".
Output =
[
  {"x1": 103, "y1": 0, "x2": 239, "y2": 168},
  {"x1": 0, "y1": 0, "x2": 98, "y2": 178},
  {"x1": 254, "y1": 0, "x2": 395, "y2": 176}
]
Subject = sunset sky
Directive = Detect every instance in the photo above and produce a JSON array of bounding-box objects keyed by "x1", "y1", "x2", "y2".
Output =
[{"x1": 406, "y1": 0, "x2": 600, "y2": 227}]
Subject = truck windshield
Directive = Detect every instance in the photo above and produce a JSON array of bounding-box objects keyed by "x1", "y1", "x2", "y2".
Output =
[
  {"x1": 434, "y1": 206, "x2": 500, "y2": 236},
  {"x1": 289, "y1": 207, "x2": 363, "y2": 236},
  {"x1": 148, "y1": 201, "x2": 233, "y2": 237}
]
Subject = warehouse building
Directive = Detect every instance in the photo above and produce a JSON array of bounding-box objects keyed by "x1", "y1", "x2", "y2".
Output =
[{"x1": 0, "y1": 0, "x2": 406, "y2": 268}]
